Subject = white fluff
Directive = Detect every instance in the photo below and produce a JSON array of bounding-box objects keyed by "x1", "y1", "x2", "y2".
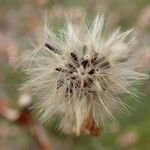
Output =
[{"x1": 20, "y1": 15, "x2": 148, "y2": 135}]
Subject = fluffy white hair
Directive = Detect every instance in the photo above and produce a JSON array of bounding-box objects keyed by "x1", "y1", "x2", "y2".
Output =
[{"x1": 21, "y1": 15, "x2": 148, "y2": 136}]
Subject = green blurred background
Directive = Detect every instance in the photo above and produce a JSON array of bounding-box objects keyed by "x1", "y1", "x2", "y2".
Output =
[{"x1": 0, "y1": 0, "x2": 150, "y2": 150}]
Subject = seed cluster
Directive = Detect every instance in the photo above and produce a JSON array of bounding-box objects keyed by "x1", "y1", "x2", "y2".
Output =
[
  {"x1": 45, "y1": 43, "x2": 110, "y2": 98},
  {"x1": 22, "y1": 15, "x2": 148, "y2": 136}
]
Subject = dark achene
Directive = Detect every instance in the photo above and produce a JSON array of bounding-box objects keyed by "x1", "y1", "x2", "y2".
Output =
[
  {"x1": 44, "y1": 44, "x2": 110, "y2": 95},
  {"x1": 45, "y1": 43, "x2": 111, "y2": 136}
]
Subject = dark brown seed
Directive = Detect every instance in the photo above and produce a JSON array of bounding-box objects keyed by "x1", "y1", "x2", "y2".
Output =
[
  {"x1": 83, "y1": 78, "x2": 93, "y2": 87},
  {"x1": 88, "y1": 69, "x2": 95, "y2": 75},
  {"x1": 81, "y1": 59, "x2": 89, "y2": 68},
  {"x1": 83, "y1": 79, "x2": 88, "y2": 87},
  {"x1": 91, "y1": 52, "x2": 98, "y2": 65},
  {"x1": 55, "y1": 67, "x2": 63, "y2": 72},
  {"x1": 66, "y1": 63, "x2": 77, "y2": 72},
  {"x1": 57, "y1": 79, "x2": 64, "y2": 89},
  {"x1": 83, "y1": 79, "x2": 90, "y2": 87},
  {"x1": 99, "y1": 61, "x2": 110, "y2": 69},
  {"x1": 91, "y1": 56, "x2": 105, "y2": 65},
  {"x1": 45, "y1": 43, "x2": 60, "y2": 54},
  {"x1": 66, "y1": 81, "x2": 73, "y2": 94},
  {"x1": 70, "y1": 53, "x2": 79, "y2": 67},
  {"x1": 71, "y1": 76, "x2": 76, "y2": 80},
  {"x1": 91, "y1": 58, "x2": 98, "y2": 65}
]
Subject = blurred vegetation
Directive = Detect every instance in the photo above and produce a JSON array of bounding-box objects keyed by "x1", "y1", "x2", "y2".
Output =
[{"x1": 0, "y1": 0, "x2": 150, "y2": 150}]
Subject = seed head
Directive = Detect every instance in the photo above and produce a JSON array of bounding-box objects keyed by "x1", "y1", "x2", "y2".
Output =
[{"x1": 21, "y1": 15, "x2": 148, "y2": 136}]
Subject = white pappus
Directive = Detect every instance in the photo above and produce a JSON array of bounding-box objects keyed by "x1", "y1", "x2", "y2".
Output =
[{"x1": 21, "y1": 15, "x2": 148, "y2": 136}]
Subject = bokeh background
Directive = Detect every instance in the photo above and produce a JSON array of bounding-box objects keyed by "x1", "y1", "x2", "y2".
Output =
[{"x1": 0, "y1": 0, "x2": 150, "y2": 150}]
